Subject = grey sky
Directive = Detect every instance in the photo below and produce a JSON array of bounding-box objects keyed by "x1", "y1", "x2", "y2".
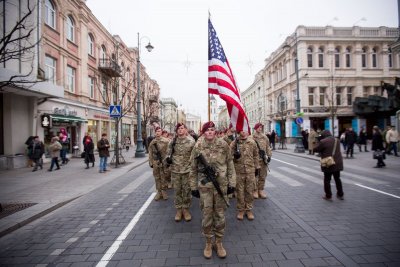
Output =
[{"x1": 86, "y1": 0, "x2": 398, "y2": 120}]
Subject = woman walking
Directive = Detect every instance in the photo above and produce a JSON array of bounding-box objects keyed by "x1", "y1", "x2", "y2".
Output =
[
  {"x1": 83, "y1": 135, "x2": 95, "y2": 169},
  {"x1": 48, "y1": 136, "x2": 62, "y2": 171},
  {"x1": 371, "y1": 126, "x2": 386, "y2": 168}
]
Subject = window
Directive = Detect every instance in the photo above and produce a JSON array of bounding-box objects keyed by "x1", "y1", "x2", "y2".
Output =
[
  {"x1": 308, "y1": 87, "x2": 314, "y2": 106},
  {"x1": 334, "y1": 47, "x2": 340, "y2": 68},
  {"x1": 361, "y1": 47, "x2": 367, "y2": 68},
  {"x1": 88, "y1": 34, "x2": 94, "y2": 56},
  {"x1": 336, "y1": 87, "x2": 342, "y2": 106},
  {"x1": 45, "y1": 0, "x2": 56, "y2": 28},
  {"x1": 102, "y1": 81, "x2": 107, "y2": 101},
  {"x1": 318, "y1": 47, "x2": 324, "y2": 68},
  {"x1": 45, "y1": 55, "x2": 56, "y2": 84},
  {"x1": 345, "y1": 47, "x2": 351, "y2": 68},
  {"x1": 347, "y1": 87, "x2": 353, "y2": 105},
  {"x1": 388, "y1": 48, "x2": 393, "y2": 68},
  {"x1": 88, "y1": 76, "x2": 95, "y2": 99},
  {"x1": 374, "y1": 86, "x2": 380, "y2": 95},
  {"x1": 307, "y1": 47, "x2": 313, "y2": 67},
  {"x1": 66, "y1": 16, "x2": 74, "y2": 42},
  {"x1": 101, "y1": 45, "x2": 106, "y2": 60},
  {"x1": 319, "y1": 87, "x2": 325, "y2": 106},
  {"x1": 372, "y1": 48, "x2": 377, "y2": 68},
  {"x1": 363, "y1": 86, "x2": 369, "y2": 97},
  {"x1": 66, "y1": 66, "x2": 75, "y2": 92}
]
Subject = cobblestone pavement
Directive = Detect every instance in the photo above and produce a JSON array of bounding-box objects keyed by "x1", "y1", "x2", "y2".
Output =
[{"x1": 0, "y1": 144, "x2": 399, "y2": 266}]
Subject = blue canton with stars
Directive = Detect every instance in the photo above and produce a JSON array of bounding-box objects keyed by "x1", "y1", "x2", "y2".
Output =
[{"x1": 208, "y1": 19, "x2": 227, "y2": 62}]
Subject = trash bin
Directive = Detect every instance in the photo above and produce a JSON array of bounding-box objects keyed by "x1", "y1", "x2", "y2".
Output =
[{"x1": 73, "y1": 145, "x2": 80, "y2": 158}]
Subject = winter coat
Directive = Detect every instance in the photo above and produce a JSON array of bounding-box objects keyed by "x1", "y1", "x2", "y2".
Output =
[
  {"x1": 48, "y1": 141, "x2": 62, "y2": 158},
  {"x1": 308, "y1": 130, "x2": 318, "y2": 150},
  {"x1": 28, "y1": 141, "x2": 45, "y2": 160},
  {"x1": 386, "y1": 129, "x2": 399, "y2": 143},
  {"x1": 314, "y1": 134, "x2": 343, "y2": 173},
  {"x1": 97, "y1": 138, "x2": 110, "y2": 157},
  {"x1": 358, "y1": 130, "x2": 367, "y2": 145},
  {"x1": 371, "y1": 132, "x2": 384, "y2": 151},
  {"x1": 345, "y1": 130, "x2": 357, "y2": 145}
]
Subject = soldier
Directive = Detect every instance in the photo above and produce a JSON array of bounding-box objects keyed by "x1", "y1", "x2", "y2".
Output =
[
  {"x1": 166, "y1": 123, "x2": 195, "y2": 222},
  {"x1": 149, "y1": 127, "x2": 170, "y2": 201},
  {"x1": 231, "y1": 129, "x2": 260, "y2": 221},
  {"x1": 189, "y1": 121, "x2": 236, "y2": 259},
  {"x1": 252, "y1": 123, "x2": 272, "y2": 199},
  {"x1": 223, "y1": 127, "x2": 235, "y2": 145}
]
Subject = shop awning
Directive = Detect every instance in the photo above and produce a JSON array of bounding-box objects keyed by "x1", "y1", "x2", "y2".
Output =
[{"x1": 51, "y1": 115, "x2": 88, "y2": 123}]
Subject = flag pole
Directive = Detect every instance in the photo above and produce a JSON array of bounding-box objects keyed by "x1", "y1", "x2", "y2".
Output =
[{"x1": 208, "y1": 11, "x2": 211, "y2": 122}]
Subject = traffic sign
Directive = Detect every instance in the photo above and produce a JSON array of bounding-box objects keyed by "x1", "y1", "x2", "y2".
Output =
[
  {"x1": 109, "y1": 105, "x2": 121, "y2": 117},
  {"x1": 295, "y1": 117, "x2": 304, "y2": 125}
]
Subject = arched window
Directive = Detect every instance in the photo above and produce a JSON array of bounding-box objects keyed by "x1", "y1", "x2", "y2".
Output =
[
  {"x1": 307, "y1": 47, "x2": 313, "y2": 68},
  {"x1": 345, "y1": 47, "x2": 351, "y2": 68},
  {"x1": 101, "y1": 45, "x2": 106, "y2": 60},
  {"x1": 126, "y1": 67, "x2": 130, "y2": 81},
  {"x1": 66, "y1": 16, "x2": 75, "y2": 42},
  {"x1": 388, "y1": 48, "x2": 393, "y2": 68},
  {"x1": 318, "y1": 47, "x2": 324, "y2": 68},
  {"x1": 361, "y1": 47, "x2": 367, "y2": 68},
  {"x1": 45, "y1": 0, "x2": 56, "y2": 28},
  {"x1": 334, "y1": 47, "x2": 341, "y2": 68},
  {"x1": 88, "y1": 33, "x2": 94, "y2": 56},
  {"x1": 372, "y1": 48, "x2": 377, "y2": 68}
]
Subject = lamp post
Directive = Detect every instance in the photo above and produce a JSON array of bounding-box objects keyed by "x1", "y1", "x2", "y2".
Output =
[
  {"x1": 135, "y1": 32, "x2": 154, "y2": 158},
  {"x1": 294, "y1": 32, "x2": 305, "y2": 153}
]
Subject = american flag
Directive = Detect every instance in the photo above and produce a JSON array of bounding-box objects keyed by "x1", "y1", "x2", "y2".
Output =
[{"x1": 208, "y1": 19, "x2": 250, "y2": 134}]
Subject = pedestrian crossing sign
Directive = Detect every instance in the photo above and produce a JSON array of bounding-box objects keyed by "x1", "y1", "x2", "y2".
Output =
[{"x1": 109, "y1": 105, "x2": 121, "y2": 117}]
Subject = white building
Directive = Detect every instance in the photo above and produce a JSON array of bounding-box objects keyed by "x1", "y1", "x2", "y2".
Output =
[
  {"x1": 186, "y1": 112, "x2": 202, "y2": 134},
  {"x1": 160, "y1": 97, "x2": 177, "y2": 132},
  {"x1": 210, "y1": 95, "x2": 218, "y2": 123}
]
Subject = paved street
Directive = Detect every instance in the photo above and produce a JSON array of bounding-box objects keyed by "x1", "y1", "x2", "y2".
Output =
[{"x1": 0, "y1": 145, "x2": 399, "y2": 266}]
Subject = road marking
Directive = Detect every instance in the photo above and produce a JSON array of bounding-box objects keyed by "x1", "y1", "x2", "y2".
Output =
[
  {"x1": 355, "y1": 184, "x2": 400, "y2": 199},
  {"x1": 66, "y1": 237, "x2": 78, "y2": 243},
  {"x1": 279, "y1": 166, "x2": 321, "y2": 185},
  {"x1": 79, "y1": 228, "x2": 90, "y2": 233},
  {"x1": 50, "y1": 249, "x2": 65, "y2": 256},
  {"x1": 118, "y1": 171, "x2": 152, "y2": 194},
  {"x1": 96, "y1": 192, "x2": 156, "y2": 267},
  {"x1": 272, "y1": 158, "x2": 298, "y2": 167},
  {"x1": 90, "y1": 220, "x2": 99, "y2": 225},
  {"x1": 269, "y1": 172, "x2": 303, "y2": 187}
]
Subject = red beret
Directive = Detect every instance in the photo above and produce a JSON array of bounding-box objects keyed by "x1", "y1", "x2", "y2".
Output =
[
  {"x1": 254, "y1": 123, "x2": 263, "y2": 130},
  {"x1": 201, "y1": 121, "x2": 215, "y2": 133},
  {"x1": 175, "y1": 122, "x2": 186, "y2": 132},
  {"x1": 154, "y1": 126, "x2": 161, "y2": 132},
  {"x1": 162, "y1": 130, "x2": 168, "y2": 134}
]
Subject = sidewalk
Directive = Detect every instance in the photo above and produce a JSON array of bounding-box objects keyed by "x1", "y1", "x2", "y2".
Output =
[{"x1": 0, "y1": 147, "x2": 148, "y2": 238}]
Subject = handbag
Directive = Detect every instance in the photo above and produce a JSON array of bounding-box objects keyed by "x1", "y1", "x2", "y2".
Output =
[
  {"x1": 320, "y1": 139, "x2": 337, "y2": 168},
  {"x1": 373, "y1": 150, "x2": 385, "y2": 160},
  {"x1": 81, "y1": 152, "x2": 86, "y2": 158}
]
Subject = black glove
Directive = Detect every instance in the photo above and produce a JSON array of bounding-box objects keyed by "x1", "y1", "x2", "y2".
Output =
[
  {"x1": 233, "y1": 151, "x2": 241, "y2": 159},
  {"x1": 191, "y1": 190, "x2": 200, "y2": 198},
  {"x1": 166, "y1": 156, "x2": 173, "y2": 165},
  {"x1": 150, "y1": 165, "x2": 153, "y2": 168},
  {"x1": 227, "y1": 186, "x2": 235, "y2": 194},
  {"x1": 267, "y1": 157, "x2": 271, "y2": 163},
  {"x1": 255, "y1": 168, "x2": 260, "y2": 176}
]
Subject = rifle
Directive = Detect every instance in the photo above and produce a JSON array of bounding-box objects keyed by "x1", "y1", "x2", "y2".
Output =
[
  {"x1": 166, "y1": 137, "x2": 177, "y2": 165},
  {"x1": 233, "y1": 134, "x2": 241, "y2": 159},
  {"x1": 196, "y1": 153, "x2": 230, "y2": 207},
  {"x1": 153, "y1": 142, "x2": 163, "y2": 166},
  {"x1": 254, "y1": 140, "x2": 268, "y2": 165}
]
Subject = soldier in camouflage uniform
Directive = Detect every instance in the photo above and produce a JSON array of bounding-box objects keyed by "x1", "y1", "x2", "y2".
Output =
[
  {"x1": 189, "y1": 121, "x2": 236, "y2": 259},
  {"x1": 166, "y1": 123, "x2": 195, "y2": 222},
  {"x1": 252, "y1": 123, "x2": 272, "y2": 199},
  {"x1": 230, "y1": 129, "x2": 260, "y2": 221},
  {"x1": 149, "y1": 127, "x2": 170, "y2": 201},
  {"x1": 223, "y1": 127, "x2": 235, "y2": 145}
]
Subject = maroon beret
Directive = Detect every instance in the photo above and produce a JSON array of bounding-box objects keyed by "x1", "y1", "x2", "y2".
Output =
[
  {"x1": 254, "y1": 123, "x2": 263, "y2": 130},
  {"x1": 175, "y1": 122, "x2": 186, "y2": 132},
  {"x1": 154, "y1": 126, "x2": 161, "y2": 132},
  {"x1": 201, "y1": 121, "x2": 215, "y2": 133}
]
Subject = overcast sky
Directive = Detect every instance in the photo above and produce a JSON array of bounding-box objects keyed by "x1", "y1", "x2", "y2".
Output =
[{"x1": 86, "y1": 0, "x2": 398, "y2": 121}]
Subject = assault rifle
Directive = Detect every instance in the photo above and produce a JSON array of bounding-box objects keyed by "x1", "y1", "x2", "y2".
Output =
[
  {"x1": 233, "y1": 134, "x2": 241, "y2": 159},
  {"x1": 254, "y1": 140, "x2": 268, "y2": 165},
  {"x1": 166, "y1": 137, "x2": 177, "y2": 165},
  {"x1": 196, "y1": 153, "x2": 230, "y2": 207},
  {"x1": 153, "y1": 143, "x2": 163, "y2": 167}
]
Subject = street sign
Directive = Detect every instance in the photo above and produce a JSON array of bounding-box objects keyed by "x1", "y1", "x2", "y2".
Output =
[
  {"x1": 295, "y1": 117, "x2": 304, "y2": 125},
  {"x1": 109, "y1": 105, "x2": 121, "y2": 118}
]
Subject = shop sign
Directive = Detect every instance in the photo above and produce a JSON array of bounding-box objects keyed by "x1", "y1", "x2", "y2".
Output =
[
  {"x1": 41, "y1": 114, "x2": 52, "y2": 128},
  {"x1": 53, "y1": 107, "x2": 78, "y2": 116}
]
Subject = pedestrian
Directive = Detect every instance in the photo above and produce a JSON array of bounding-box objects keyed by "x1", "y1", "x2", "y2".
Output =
[
  {"x1": 190, "y1": 121, "x2": 236, "y2": 259},
  {"x1": 25, "y1": 136, "x2": 35, "y2": 167},
  {"x1": 340, "y1": 130, "x2": 347, "y2": 151},
  {"x1": 372, "y1": 126, "x2": 386, "y2": 168},
  {"x1": 166, "y1": 123, "x2": 195, "y2": 222},
  {"x1": 59, "y1": 128, "x2": 69, "y2": 165},
  {"x1": 28, "y1": 136, "x2": 45, "y2": 172},
  {"x1": 270, "y1": 130, "x2": 276, "y2": 150},
  {"x1": 149, "y1": 127, "x2": 170, "y2": 201},
  {"x1": 345, "y1": 128, "x2": 357, "y2": 158},
  {"x1": 231, "y1": 129, "x2": 260, "y2": 221},
  {"x1": 124, "y1": 136, "x2": 131, "y2": 152},
  {"x1": 83, "y1": 135, "x2": 95, "y2": 169},
  {"x1": 301, "y1": 129, "x2": 309, "y2": 150},
  {"x1": 386, "y1": 125, "x2": 399, "y2": 156},
  {"x1": 47, "y1": 136, "x2": 62, "y2": 171},
  {"x1": 308, "y1": 128, "x2": 318, "y2": 155},
  {"x1": 97, "y1": 133, "x2": 110, "y2": 173},
  {"x1": 252, "y1": 123, "x2": 272, "y2": 199},
  {"x1": 382, "y1": 126, "x2": 391, "y2": 153},
  {"x1": 358, "y1": 127, "x2": 369, "y2": 152},
  {"x1": 314, "y1": 130, "x2": 344, "y2": 200}
]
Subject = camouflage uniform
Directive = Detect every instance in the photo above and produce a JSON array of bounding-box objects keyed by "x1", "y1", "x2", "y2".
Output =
[
  {"x1": 252, "y1": 132, "x2": 272, "y2": 197},
  {"x1": 149, "y1": 136, "x2": 170, "y2": 200},
  {"x1": 223, "y1": 134, "x2": 235, "y2": 145},
  {"x1": 230, "y1": 137, "x2": 259, "y2": 219},
  {"x1": 189, "y1": 137, "x2": 236, "y2": 239},
  {"x1": 167, "y1": 135, "x2": 195, "y2": 220}
]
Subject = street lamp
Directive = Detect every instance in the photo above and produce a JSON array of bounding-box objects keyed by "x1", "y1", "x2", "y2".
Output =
[
  {"x1": 135, "y1": 32, "x2": 154, "y2": 158},
  {"x1": 294, "y1": 32, "x2": 305, "y2": 153}
]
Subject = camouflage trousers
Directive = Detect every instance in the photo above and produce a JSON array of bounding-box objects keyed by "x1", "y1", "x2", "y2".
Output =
[
  {"x1": 237, "y1": 172, "x2": 255, "y2": 211},
  {"x1": 255, "y1": 164, "x2": 268, "y2": 190},
  {"x1": 172, "y1": 172, "x2": 191, "y2": 209},
  {"x1": 199, "y1": 186, "x2": 228, "y2": 239},
  {"x1": 152, "y1": 165, "x2": 167, "y2": 192}
]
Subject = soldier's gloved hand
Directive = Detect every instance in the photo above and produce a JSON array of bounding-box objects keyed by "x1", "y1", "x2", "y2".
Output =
[
  {"x1": 233, "y1": 151, "x2": 241, "y2": 159},
  {"x1": 255, "y1": 168, "x2": 260, "y2": 176},
  {"x1": 267, "y1": 157, "x2": 271, "y2": 163},
  {"x1": 166, "y1": 156, "x2": 173, "y2": 165},
  {"x1": 191, "y1": 190, "x2": 200, "y2": 198},
  {"x1": 227, "y1": 186, "x2": 235, "y2": 194}
]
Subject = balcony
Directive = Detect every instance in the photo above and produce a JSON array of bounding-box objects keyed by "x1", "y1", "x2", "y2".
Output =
[
  {"x1": 149, "y1": 95, "x2": 158, "y2": 103},
  {"x1": 98, "y1": 58, "x2": 122, "y2": 77}
]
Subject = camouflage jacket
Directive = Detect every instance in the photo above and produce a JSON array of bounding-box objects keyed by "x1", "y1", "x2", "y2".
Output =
[
  {"x1": 230, "y1": 137, "x2": 260, "y2": 174},
  {"x1": 167, "y1": 135, "x2": 195, "y2": 173},
  {"x1": 223, "y1": 134, "x2": 235, "y2": 145},
  {"x1": 252, "y1": 132, "x2": 272, "y2": 163},
  {"x1": 148, "y1": 136, "x2": 169, "y2": 167},
  {"x1": 189, "y1": 137, "x2": 236, "y2": 190}
]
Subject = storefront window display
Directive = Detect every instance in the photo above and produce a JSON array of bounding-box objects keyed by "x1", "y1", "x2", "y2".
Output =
[
  {"x1": 87, "y1": 120, "x2": 98, "y2": 144},
  {"x1": 122, "y1": 123, "x2": 131, "y2": 141}
]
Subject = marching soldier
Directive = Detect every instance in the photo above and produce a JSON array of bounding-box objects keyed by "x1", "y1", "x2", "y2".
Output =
[
  {"x1": 166, "y1": 123, "x2": 195, "y2": 222},
  {"x1": 252, "y1": 123, "x2": 272, "y2": 199},
  {"x1": 230, "y1": 129, "x2": 260, "y2": 221},
  {"x1": 189, "y1": 121, "x2": 236, "y2": 259},
  {"x1": 223, "y1": 127, "x2": 235, "y2": 145},
  {"x1": 149, "y1": 127, "x2": 170, "y2": 201}
]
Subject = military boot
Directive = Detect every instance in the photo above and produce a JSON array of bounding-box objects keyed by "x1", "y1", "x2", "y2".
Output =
[
  {"x1": 161, "y1": 190, "x2": 168, "y2": 200},
  {"x1": 175, "y1": 209, "x2": 182, "y2": 222},
  {"x1": 203, "y1": 238, "x2": 213, "y2": 259},
  {"x1": 258, "y1": 190, "x2": 267, "y2": 199},
  {"x1": 246, "y1": 210, "x2": 255, "y2": 220},
  {"x1": 214, "y1": 237, "x2": 227, "y2": 258},
  {"x1": 182, "y1": 208, "x2": 192, "y2": 221},
  {"x1": 253, "y1": 190, "x2": 259, "y2": 199},
  {"x1": 237, "y1": 211, "x2": 244, "y2": 220},
  {"x1": 154, "y1": 191, "x2": 162, "y2": 201}
]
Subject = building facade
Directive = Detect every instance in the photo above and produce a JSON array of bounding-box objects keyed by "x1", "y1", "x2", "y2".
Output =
[
  {"x1": 159, "y1": 97, "x2": 177, "y2": 133},
  {"x1": 185, "y1": 112, "x2": 201, "y2": 134}
]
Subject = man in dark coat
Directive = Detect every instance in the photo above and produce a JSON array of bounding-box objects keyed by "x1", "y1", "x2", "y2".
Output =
[
  {"x1": 28, "y1": 136, "x2": 45, "y2": 172},
  {"x1": 345, "y1": 128, "x2": 357, "y2": 158},
  {"x1": 97, "y1": 133, "x2": 110, "y2": 173},
  {"x1": 314, "y1": 130, "x2": 344, "y2": 200},
  {"x1": 371, "y1": 126, "x2": 385, "y2": 168}
]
